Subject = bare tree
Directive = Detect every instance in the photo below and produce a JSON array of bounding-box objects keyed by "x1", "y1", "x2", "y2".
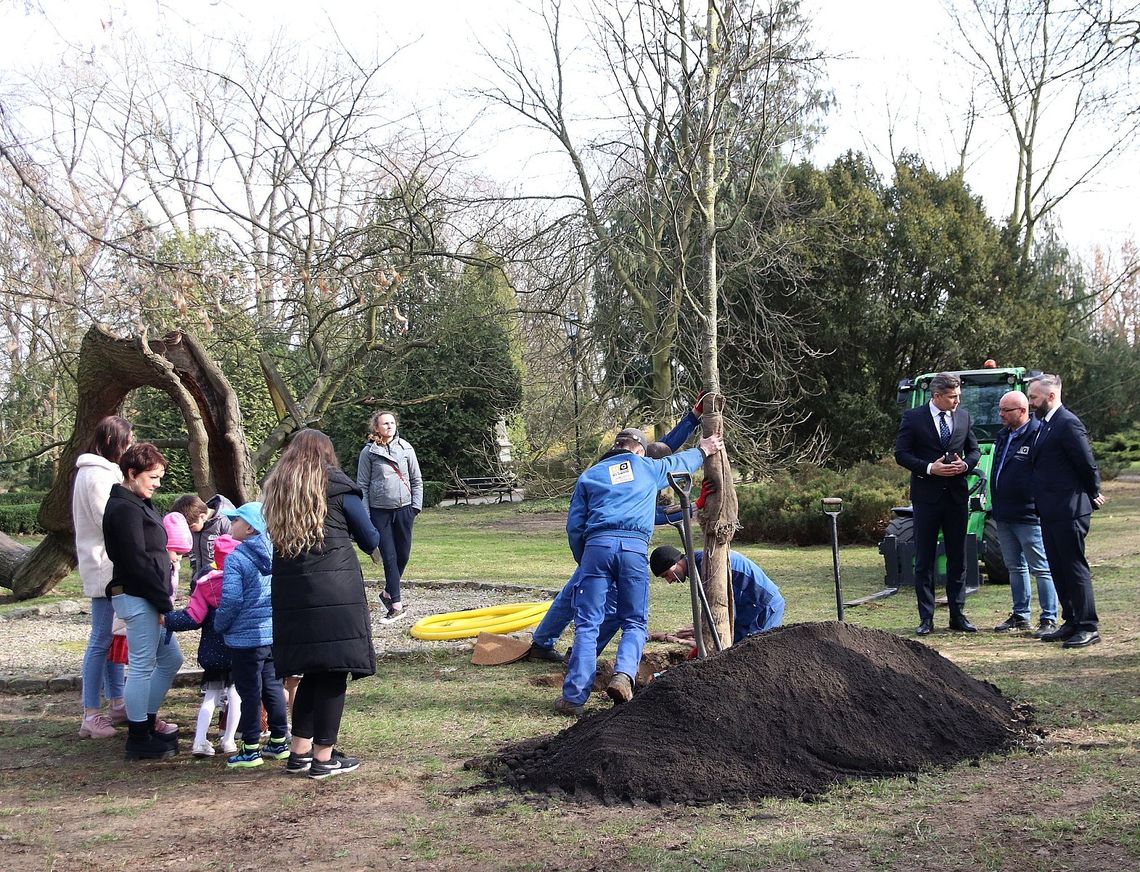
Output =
[{"x1": 949, "y1": 0, "x2": 1140, "y2": 264}]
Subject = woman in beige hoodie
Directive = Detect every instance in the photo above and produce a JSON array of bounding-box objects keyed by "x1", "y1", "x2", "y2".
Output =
[{"x1": 73, "y1": 415, "x2": 133, "y2": 738}]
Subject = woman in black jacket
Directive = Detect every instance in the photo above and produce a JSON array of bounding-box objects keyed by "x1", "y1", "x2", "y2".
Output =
[
  {"x1": 262, "y1": 429, "x2": 380, "y2": 780},
  {"x1": 104, "y1": 442, "x2": 183, "y2": 761}
]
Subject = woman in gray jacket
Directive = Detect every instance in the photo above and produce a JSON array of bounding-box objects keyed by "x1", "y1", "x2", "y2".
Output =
[{"x1": 356, "y1": 411, "x2": 422, "y2": 622}]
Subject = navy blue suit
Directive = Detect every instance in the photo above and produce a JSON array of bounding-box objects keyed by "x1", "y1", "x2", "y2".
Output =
[
  {"x1": 895, "y1": 404, "x2": 981, "y2": 623},
  {"x1": 1030, "y1": 406, "x2": 1101, "y2": 632}
]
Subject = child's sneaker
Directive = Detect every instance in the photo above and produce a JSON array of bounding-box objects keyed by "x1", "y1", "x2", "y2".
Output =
[
  {"x1": 78, "y1": 713, "x2": 117, "y2": 738},
  {"x1": 308, "y1": 749, "x2": 360, "y2": 780},
  {"x1": 191, "y1": 740, "x2": 216, "y2": 758},
  {"x1": 219, "y1": 738, "x2": 239, "y2": 755},
  {"x1": 285, "y1": 751, "x2": 313, "y2": 775},
  {"x1": 153, "y1": 717, "x2": 178, "y2": 735},
  {"x1": 225, "y1": 741, "x2": 264, "y2": 769},
  {"x1": 261, "y1": 736, "x2": 291, "y2": 760},
  {"x1": 108, "y1": 703, "x2": 128, "y2": 725}
]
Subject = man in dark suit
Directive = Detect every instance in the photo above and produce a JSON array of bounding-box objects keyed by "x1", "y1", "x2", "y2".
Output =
[
  {"x1": 895, "y1": 372, "x2": 981, "y2": 636},
  {"x1": 1027, "y1": 374, "x2": 1106, "y2": 649}
]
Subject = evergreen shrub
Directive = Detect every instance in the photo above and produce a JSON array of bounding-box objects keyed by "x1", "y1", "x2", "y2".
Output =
[{"x1": 735, "y1": 461, "x2": 908, "y2": 546}]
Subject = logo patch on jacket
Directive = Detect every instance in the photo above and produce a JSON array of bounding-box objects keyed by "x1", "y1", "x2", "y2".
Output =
[
  {"x1": 1017, "y1": 446, "x2": 1030, "y2": 455},
  {"x1": 608, "y1": 461, "x2": 635, "y2": 485}
]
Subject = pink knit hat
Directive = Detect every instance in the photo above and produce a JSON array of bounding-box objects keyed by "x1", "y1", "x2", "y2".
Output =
[
  {"x1": 211, "y1": 534, "x2": 239, "y2": 570},
  {"x1": 163, "y1": 512, "x2": 193, "y2": 554}
]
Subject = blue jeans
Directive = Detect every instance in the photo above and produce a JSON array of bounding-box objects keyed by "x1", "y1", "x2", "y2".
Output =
[
  {"x1": 562, "y1": 537, "x2": 649, "y2": 706},
  {"x1": 111, "y1": 593, "x2": 183, "y2": 722},
  {"x1": 81, "y1": 597, "x2": 125, "y2": 709},
  {"x1": 995, "y1": 521, "x2": 1058, "y2": 622},
  {"x1": 533, "y1": 568, "x2": 619, "y2": 653}
]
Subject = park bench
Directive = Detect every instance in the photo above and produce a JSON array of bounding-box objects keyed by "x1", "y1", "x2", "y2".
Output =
[{"x1": 443, "y1": 473, "x2": 518, "y2": 505}]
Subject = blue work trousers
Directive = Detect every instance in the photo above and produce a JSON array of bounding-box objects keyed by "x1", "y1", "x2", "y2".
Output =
[
  {"x1": 562, "y1": 537, "x2": 649, "y2": 706},
  {"x1": 533, "y1": 568, "x2": 619, "y2": 653}
]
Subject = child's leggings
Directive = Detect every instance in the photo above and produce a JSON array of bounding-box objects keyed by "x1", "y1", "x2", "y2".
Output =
[{"x1": 194, "y1": 681, "x2": 240, "y2": 748}]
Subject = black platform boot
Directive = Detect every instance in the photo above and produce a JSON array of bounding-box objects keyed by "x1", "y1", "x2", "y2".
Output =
[{"x1": 125, "y1": 720, "x2": 176, "y2": 761}]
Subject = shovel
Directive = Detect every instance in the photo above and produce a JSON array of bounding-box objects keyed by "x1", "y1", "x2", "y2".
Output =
[{"x1": 667, "y1": 473, "x2": 723, "y2": 657}]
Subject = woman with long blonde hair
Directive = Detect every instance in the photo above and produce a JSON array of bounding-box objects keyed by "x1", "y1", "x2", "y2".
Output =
[{"x1": 262, "y1": 429, "x2": 380, "y2": 779}]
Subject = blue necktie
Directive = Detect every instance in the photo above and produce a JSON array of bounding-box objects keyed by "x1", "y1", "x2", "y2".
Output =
[{"x1": 938, "y1": 412, "x2": 950, "y2": 449}]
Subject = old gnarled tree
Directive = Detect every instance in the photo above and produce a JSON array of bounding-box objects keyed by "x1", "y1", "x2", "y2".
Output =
[{"x1": 0, "y1": 326, "x2": 254, "y2": 600}]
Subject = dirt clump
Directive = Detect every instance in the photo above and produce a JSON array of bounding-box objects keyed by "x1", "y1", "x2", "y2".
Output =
[{"x1": 484, "y1": 622, "x2": 1031, "y2": 805}]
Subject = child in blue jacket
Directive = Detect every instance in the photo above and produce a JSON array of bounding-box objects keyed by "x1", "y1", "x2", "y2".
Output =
[{"x1": 212, "y1": 502, "x2": 289, "y2": 769}]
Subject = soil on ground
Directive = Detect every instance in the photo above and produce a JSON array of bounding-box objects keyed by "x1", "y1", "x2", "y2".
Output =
[{"x1": 482, "y1": 622, "x2": 1032, "y2": 805}]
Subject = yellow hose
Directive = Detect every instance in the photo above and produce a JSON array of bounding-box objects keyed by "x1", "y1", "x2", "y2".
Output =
[{"x1": 409, "y1": 601, "x2": 553, "y2": 641}]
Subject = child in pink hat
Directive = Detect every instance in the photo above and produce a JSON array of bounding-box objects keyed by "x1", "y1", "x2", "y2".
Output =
[
  {"x1": 165, "y1": 534, "x2": 242, "y2": 757},
  {"x1": 163, "y1": 512, "x2": 193, "y2": 599}
]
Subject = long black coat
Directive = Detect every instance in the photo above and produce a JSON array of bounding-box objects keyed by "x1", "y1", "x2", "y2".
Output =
[{"x1": 271, "y1": 468, "x2": 377, "y2": 679}]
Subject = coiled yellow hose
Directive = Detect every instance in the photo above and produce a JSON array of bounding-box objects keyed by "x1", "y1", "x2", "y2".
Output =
[{"x1": 409, "y1": 601, "x2": 553, "y2": 641}]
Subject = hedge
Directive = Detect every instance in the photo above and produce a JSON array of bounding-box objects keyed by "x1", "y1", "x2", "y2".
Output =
[
  {"x1": 422, "y1": 480, "x2": 446, "y2": 509},
  {"x1": 0, "y1": 503, "x2": 41, "y2": 534},
  {"x1": 735, "y1": 460, "x2": 909, "y2": 546},
  {"x1": 0, "y1": 491, "x2": 47, "y2": 506}
]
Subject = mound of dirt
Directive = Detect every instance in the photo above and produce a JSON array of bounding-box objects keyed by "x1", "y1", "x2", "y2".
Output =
[{"x1": 484, "y1": 622, "x2": 1031, "y2": 804}]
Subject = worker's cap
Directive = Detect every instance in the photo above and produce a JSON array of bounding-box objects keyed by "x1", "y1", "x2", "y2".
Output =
[
  {"x1": 221, "y1": 501, "x2": 266, "y2": 534},
  {"x1": 615, "y1": 428, "x2": 649, "y2": 451},
  {"x1": 645, "y1": 441, "x2": 672, "y2": 459},
  {"x1": 650, "y1": 545, "x2": 684, "y2": 576}
]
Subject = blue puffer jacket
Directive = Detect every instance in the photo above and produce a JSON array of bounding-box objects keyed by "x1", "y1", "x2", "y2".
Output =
[
  {"x1": 567, "y1": 446, "x2": 706, "y2": 563},
  {"x1": 213, "y1": 532, "x2": 274, "y2": 649}
]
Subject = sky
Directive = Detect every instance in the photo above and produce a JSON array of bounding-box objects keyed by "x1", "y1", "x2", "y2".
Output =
[{"x1": 1, "y1": 0, "x2": 1136, "y2": 255}]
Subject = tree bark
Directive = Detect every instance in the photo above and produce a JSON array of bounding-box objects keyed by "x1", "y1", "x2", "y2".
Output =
[{"x1": 2, "y1": 326, "x2": 254, "y2": 599}]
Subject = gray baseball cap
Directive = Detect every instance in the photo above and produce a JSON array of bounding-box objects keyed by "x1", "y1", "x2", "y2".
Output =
[{"x1": 615, "y1": 428, "x2": 649, "y2": 450}]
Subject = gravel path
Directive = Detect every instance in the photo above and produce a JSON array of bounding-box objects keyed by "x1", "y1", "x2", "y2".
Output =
[{"x1": 0, "y1": 581, "x2": 557, "y2": 683}]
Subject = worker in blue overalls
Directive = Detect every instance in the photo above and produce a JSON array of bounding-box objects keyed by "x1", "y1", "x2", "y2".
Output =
[
  {"x1": 649, "y1": 545, "x2": 785, "y2": 643},
  {"x1": 527, "y1": 394, "x2": 708, "y2": 665},
  {"x1": 556, "y1": 426, "x2": 723, "y2": 717}
]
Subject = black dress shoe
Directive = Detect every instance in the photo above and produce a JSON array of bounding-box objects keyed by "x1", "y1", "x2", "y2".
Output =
[
  {"x1": 915, "y1": 619, "x2": 933, "y2": 636},
  {"x1": 1039, "y1": 622, "x2": 1078, "y2": 643},
  {"x1": 1062, "y1": 630, "x2": 1101, "y2": 649},
  {"x1": 948, "y1": 616, "x2": 977, "y2": 633}
]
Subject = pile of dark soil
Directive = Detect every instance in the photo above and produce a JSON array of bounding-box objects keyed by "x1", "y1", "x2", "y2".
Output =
[{"x1": 483, "y1": 622, "x2": 1031, "y2": 804}]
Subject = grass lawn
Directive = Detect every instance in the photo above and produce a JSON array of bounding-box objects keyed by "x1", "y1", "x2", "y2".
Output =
[{"x1": 0, "y1": 482, "x2": 1137, "y2": 870}]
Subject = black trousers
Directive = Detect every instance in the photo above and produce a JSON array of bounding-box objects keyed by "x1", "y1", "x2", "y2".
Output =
[
  {"x1": 229, "y1": 645, "x2": 288, "y2": 745},
  {"x1": 370, "y1": 505, "x2": 416, "y2": 603},
  {"x1": 291, "y1": 672, "x2": 349, "y2": 747},
  {"x1": 1040, "y1": 515, "x2": 1098, "y2": 631},
  {"x1": 912, "y1": 495, "x2": 968, "y2": 622}
]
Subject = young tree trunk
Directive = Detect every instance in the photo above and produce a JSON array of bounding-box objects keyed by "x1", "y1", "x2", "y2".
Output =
[
  {"x1": 0, "y1": 326, "x2": 254, "y2": 599},
  {"x1": 694, "y1": 0, "x2": 737, "y2": 649}
]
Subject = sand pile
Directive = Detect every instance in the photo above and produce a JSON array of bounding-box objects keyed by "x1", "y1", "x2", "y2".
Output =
[{"x1": 483, "y1": 622, "x2": 1030, "y2": 804}]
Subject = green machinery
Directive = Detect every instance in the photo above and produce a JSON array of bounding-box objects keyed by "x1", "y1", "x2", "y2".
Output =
[{"x1": 879, "y1": 364, "x2": 1041, "y2": 591}]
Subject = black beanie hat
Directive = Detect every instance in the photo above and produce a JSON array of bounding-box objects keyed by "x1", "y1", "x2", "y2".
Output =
[{"x1": 650, "y1": 545, "x2": 684, "y2": 576}]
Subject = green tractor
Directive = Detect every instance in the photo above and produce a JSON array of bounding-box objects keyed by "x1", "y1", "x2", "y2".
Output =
[{"x1": 879, "y1": 364, "x2": 1041, "y2": 591}]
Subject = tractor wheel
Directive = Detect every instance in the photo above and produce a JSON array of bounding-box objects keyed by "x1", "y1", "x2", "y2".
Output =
[
  {"x1": 884, "y1": 515, "x2": 914, "y2": 546},
  {"x1": 982, "y1": 517, "x2": 1009, "y2": 584}
]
